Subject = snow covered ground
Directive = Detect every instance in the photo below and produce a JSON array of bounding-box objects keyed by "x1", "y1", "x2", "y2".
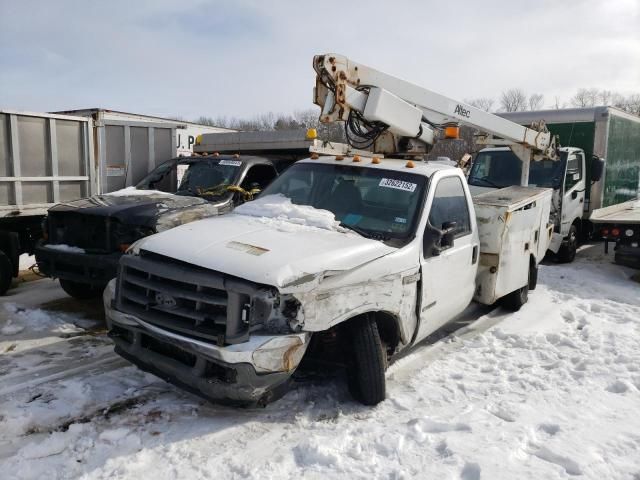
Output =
[{"x1": 0, "y1": 244, "x2": 639, "y2": 479}]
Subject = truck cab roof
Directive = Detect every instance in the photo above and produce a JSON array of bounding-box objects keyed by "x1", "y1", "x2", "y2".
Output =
[{"x1": 298, "y1": 155, "x2": 458, "y2": 178}]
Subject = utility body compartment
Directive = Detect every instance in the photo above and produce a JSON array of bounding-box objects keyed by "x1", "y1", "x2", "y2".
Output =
[{"x1": 473, "y1": 186, "x2": 553, "y2": 304}]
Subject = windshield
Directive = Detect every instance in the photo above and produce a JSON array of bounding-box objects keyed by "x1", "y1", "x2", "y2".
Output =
[
  {"x1": 259, "y1": 162, "x2": 427, "y2": 241},
  {"x1": 136, "y1": 158, "x2": 243, "y2": 199},
  {"x1": 468, "y1": 150, "x2": 567, "y2": 189}
]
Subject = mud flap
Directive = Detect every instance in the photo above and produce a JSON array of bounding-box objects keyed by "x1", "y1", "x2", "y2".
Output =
[{"x1": 548, "y1": 232, "x2": 564, "y2": 254}]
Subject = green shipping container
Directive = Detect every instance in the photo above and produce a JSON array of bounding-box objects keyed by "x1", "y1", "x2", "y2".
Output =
[{"x1": 500, "y1": 107, "x2": 640, "y2": 212}]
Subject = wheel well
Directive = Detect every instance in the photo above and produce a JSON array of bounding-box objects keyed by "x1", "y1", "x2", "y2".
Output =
[{"x1": 301, "y1": 311, "x2": 401, "y2": 369}]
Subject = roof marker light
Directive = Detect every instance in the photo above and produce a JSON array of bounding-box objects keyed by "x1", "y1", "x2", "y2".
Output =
[
  {"x1": 372, "y1": 157, "x2": 381, "y2": 164},
  {"x1": 353, "y1": 155, "x2": 361, "y2": 162},
  {"x1": 406, "y1": 160, "x2": 415, "y2": 168},
  {"x1": 310, "y1": 153, "x2": 319, "y2": 159},
  {"x1": 444, "y1": 126, "x2": 460, "y2": 139},
  {"x1": 335, "y1": 155, "x2": 344, "y2": 161}
]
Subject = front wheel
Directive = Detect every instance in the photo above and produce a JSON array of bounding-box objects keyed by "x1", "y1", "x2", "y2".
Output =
[
  {"x1": 59, "y1": 279, "x2": 105, "y2": 300},
  {"x1": 556, "y1": 225, "x2": 578, "y2": 263},
  {"x1": 347, "y1": 317, "x2": 387, "y2": 406}
]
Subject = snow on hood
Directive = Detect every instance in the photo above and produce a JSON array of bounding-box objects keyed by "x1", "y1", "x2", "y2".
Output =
[
  {"x1": 136, "y1": 213, "x2": 395, "y2": 289},
  {"x1": 104, "y1": 186, "x2": 170, "y2": 197},
  {"x1": 234, "y1": 194, "x2": 342, "y2": 232}
]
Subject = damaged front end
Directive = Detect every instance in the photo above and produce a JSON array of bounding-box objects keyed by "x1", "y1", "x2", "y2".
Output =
[{"x1": 105, "y1": 250, "x2": 311, "y2": 405}]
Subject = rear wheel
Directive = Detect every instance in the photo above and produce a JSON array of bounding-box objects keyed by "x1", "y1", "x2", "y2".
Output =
[
  {"x1": 556, "y1": 225, "x2": 578, "y2": 263},
  {"x1": 0, "y1": 250, "x2": 13, "y2": 295},
  {"x1": 502, "y1": 262, "x2": 533, "y2": 312},
  {"x1": 502, "y1": 283, "x2": 529, "y2": 311},
  {"x1": 59, "y1": 279, "x2": 105, "y2": 300},
  {"x1": 346, "y1": 317, "x2": 387, "y2": 406},
  {"x1": 528, "y1": 260, "x2": 538, "y2": 290}
]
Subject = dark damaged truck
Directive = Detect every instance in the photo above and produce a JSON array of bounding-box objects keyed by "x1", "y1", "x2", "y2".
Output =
[{"x1": 36, "y1": 130, "x2": 317, "y2": 299}]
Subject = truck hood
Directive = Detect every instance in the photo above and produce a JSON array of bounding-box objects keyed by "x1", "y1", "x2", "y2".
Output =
[
  {"x1": 135, "y1": 214, "x2": 397, "y2": 289},
  {"x1": 48, "y1": 191, "x2": 225, "y2": 232}
]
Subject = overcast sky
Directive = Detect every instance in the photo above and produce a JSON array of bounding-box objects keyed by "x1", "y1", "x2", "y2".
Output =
[{"x1": 1, "y1": 0, "x2": 639, "y2": 121}]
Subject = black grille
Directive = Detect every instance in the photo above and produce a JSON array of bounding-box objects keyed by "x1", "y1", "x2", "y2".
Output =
[
  {"x1": 117, "y1": 252, "x2": 262, "y2": 344},
  {"x1": 48, "y1": 212, "x2": 114, "y2": 252}
]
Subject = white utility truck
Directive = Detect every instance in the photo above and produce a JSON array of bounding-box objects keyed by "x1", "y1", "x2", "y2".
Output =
[
  {"x1": 104, "y1": 54, "x2": 555, "y2": 405},
  {"x1": 469, "y1": 107, "x2": 640, "y2": 263}
]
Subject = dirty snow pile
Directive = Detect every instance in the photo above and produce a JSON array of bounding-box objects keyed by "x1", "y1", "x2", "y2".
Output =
[
  {"x1": 0, "y1": 245, "x2": 639, "y2": 479},
  {"x1": 0, "y1": 303, "x2": 93, "y2": 338},
  {"x1": 235, "y1": 194, "x2": 343, "y2": 232}
]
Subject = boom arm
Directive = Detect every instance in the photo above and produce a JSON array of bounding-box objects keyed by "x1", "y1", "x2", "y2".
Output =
[{"x1": 313, "y1": 53, "x2": 558, "y2": 185}]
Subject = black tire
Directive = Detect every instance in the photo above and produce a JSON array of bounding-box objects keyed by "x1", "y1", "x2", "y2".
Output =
[
  {"x1": 347, "y1": 317, "x2": 387, "y2": 406},
  {"x1": 528, "y1": 260, "x2": 538, "y2": 291},
  {"x1": 59, "y1": 279, "x2": 105, "y2": 300},
  {"x1": 502, "y1": 282, "x2": 529, "y2": 312},
  {"x1": 0, "y1": 250, "x2": 13, "y2": 295},
  {"x1": 556, "y1": 225, "x2": 578, "y2": 263}
]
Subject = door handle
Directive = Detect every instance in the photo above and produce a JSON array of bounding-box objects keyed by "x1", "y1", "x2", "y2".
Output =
[{"x1": 472, "y1": 245, "x2": 478, "y2": 264}]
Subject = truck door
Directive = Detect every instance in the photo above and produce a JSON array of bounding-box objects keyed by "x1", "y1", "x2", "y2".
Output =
[
  {"x1": 561, "y1": 151, "x2": 586, "y2": 236},
  {"x1": 417, "y1": 175, "x2": 478, "y2": 340}
]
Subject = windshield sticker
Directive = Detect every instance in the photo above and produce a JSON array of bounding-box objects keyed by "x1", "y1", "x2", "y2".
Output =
[
  {"x1": 226, "y1": 241, "x2": 269, "y2": 256},
  {"x1": 394, "y1": 217, "x2": 407, "y2": 224},
  {"x1": 176, "y1": 164, "x2": 188, "y2": 184},
  {"x1": 219, "y1": 160, "x2": 242, "y2": 167},
  {"x1": 379, "y1": 178, "x2": 417, "y2": 192},
  {"x1": 342, "y1": 213, "x2": 363, "y2": 225}
]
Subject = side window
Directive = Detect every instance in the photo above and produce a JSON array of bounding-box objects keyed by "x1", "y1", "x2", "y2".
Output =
[
  {"x1": 564, "y1": 153, "x2": 583, "y2": 191},
  {"x1": 428, "y1": 176, "x2": 471, "y2": 238},
  {"x1": 241, "y1": 164, "x2": 278, "y2": 190}
]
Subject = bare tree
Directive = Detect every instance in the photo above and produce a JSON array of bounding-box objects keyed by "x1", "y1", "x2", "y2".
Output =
[
  {"x1": 464, "y1": 97, "x2": 495, "y2": 112},
  {"x1": 598, "y1": 90, "x2": 613, "y2": 105},
  {"x1": 500, "y1": 89, "x2": 528, "y2": 112},
  {"x1": 613, "y1": 93, "x2": 640, "y2": 116},
  {"x1": 551, "y1": 96, "x2": 565, "y2": 109},
  {"x1": 571, "y1": 88, "x2": 599, "y2": 107},
  {"x1": 528, "y1": 93, "x2": 544, "y2": 111}
]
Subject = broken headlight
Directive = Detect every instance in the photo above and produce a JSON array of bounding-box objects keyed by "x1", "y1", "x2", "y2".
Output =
[{"x1": 253, "y1": 291, "x2": 302, "y2": 334}]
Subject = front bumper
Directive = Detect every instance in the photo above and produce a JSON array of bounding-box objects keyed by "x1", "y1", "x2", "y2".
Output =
[
  {"x1": 104, "y1": 281, "x2": 309, "y2": 405},
  {"x1": 36, "y1": 243, "x2": 121, "y2": 286}
]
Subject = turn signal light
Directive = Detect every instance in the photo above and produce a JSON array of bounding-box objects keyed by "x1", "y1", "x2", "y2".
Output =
[
  {"x1": 611, "y1": 228, "x2": 621, "y2": 237},
  {"x1": 306, "y1": 128, "x2": 318, "y2": 140},
  {"x1": 119, "y1": 243, "x2": 131, "y2": 253},
  {"x1": 601, "y1": 228, "x2": 609, "y2": 237}
]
